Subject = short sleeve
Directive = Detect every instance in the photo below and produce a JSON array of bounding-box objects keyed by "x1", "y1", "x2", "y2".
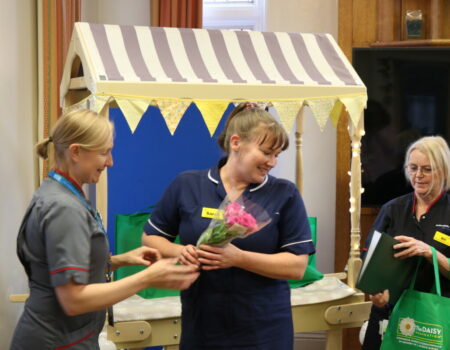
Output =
[
  {"x1": 363, "y1": 204, "x2": 391, "y2": 255},
  {"x1": 143, "y1": 175, "x2": 182, "y2": 242},
  {"x1": 42, "y1": 202, "x2": 92, "y2": 286},
  {"x1": 372, "y1": 204, "x2": 392, "y2": 233},
  {"x1": 278, "y1": 184, "x2": 315, "y2": 255}
]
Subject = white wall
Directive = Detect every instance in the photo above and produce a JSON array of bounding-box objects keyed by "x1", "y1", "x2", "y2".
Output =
[
  {"x1": 0, "y1": 0, "x2": 37, "y2": 348},
  {"x1": 272, "y1": 110, "x2": 337, "y2": 274},
  {"x1": 266, "y1": 0, "x2": 338, "y2": 34},
  {"x1": 82, "y1": 0, "x2": 150, "y2": 25},
  {"x1": 266, "y1": 0, "x2": 339, "y2": 274}
]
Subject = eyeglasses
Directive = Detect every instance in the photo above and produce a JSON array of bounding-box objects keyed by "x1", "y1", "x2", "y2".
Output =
[{"x1": 405, "y1": 164, "x2": 433, "y2": 176}]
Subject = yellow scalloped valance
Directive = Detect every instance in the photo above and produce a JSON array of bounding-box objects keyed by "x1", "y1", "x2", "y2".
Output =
[{"x1": 65, "y1": 93, "x2": 366, "y2": 135}]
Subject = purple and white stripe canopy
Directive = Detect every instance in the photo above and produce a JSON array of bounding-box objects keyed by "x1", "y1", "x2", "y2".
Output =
[
  {"x1": 61, "y1": 22, "x2": 366, "y2": 104},
  {"x1": 60, "y1": 23, "x2": 367, "y2": 250}
]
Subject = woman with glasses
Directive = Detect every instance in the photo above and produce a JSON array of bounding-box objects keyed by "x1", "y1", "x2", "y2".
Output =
[{"x1": 362, "y1": 135, "x2": 450, "y2": 349}]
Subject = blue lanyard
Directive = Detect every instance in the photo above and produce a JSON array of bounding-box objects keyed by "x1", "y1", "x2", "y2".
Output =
[{"x1": 48, "y1": 170, "x2": 106, "y2": 234}]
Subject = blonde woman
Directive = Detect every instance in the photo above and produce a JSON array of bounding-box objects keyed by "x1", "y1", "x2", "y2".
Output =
[
  {"x1": 11, "y1": 109, "x2": 199, "y2": 350},
  {"x1": 362, "y1": 136, "x2": 450, "y2": 349},
  {"x1": 143, "y1": 103, "x2": 315, "y2": 349}
]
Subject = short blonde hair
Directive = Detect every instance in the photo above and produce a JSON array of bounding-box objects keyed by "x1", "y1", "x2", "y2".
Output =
[
  {"x1": 36, "y1": 109, "x2": 114, "y2": 161},
  {"x1": 218, "y1": 102, "x2": 289, "y2": 154},
  {"x1": 404, "y1": 135, "x2": 450, "y2": 192}
]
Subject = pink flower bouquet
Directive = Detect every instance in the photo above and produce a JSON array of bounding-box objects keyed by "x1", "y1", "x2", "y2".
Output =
[{"x1": 196, "y1": 195, "x2": 271, "y2": 247}]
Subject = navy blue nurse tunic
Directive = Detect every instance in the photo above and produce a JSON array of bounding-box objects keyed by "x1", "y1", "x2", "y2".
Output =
[
  {"x1": 11, "y1": 176, "x2": 108, "y2": 350},
  {"x1": 362, "y1": 192, "x2": 450, "y2": 350},
  {"x1": 144, "y1": 159, "x2": 315, "y2": 349}
]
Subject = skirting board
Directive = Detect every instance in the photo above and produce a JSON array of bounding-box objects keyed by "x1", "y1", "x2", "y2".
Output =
[{"x1": 294, "y1": 331, "x2": 326, "y2": 350}]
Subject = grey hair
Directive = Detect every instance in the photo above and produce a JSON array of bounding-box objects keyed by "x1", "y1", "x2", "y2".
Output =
[{"x1": 404, "y1": 135, "x2": 450, "y2": 192}]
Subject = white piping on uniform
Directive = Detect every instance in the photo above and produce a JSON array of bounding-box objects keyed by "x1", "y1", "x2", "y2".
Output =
[
  {"x1": 147, "y1": 219, "x2": 176, "y2": 238},
  {"x1": 208, "y1": 169, "x2": 267, "y2": 191},
  {"x1": 208, "y1": 170, "x2": 219, "y2": 184},
  {"x1": 281, "y1": 239, "x2": 313, "y2": 248},
  {"x1": 250, "y1": 175, "x2": 268, "y2": 192}
]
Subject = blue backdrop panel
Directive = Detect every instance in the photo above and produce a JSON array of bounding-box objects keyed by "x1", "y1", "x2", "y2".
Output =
[{"x1": 107, "y1": 104, "x2": 233, "y2": 253}]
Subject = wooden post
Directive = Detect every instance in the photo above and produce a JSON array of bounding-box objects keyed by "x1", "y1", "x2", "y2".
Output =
[
  {"x1": 346, "y1": 112, "x2": 364, "y2": 289},
  {"x1": 97, "y1": 106, "x2": 110, "y2": 229},
  {"x1": 295, "y1": 109, "x2": 305, "y2": 195}
]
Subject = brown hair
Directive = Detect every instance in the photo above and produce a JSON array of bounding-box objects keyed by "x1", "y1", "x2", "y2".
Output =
[
  {"x1": 35, "y1": 109, "x2": 114, "y2": 161},
  {"x1": 218, "y1": 102, "x2": 289, "y2": 154}
]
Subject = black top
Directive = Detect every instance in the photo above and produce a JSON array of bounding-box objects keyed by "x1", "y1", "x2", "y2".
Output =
[
  {"x1": 363, "y1": 191, "x2": 450, "y2": 350},
  {"x1": 365, "y1": 191, "x2": 450, "y2": 297}
]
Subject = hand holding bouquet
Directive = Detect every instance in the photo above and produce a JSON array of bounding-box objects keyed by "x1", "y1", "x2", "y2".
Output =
[{"x1": 196, "y1": 195, "x2": 271, "y2": 247}]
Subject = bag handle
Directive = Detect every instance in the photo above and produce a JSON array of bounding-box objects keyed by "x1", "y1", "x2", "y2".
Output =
[
  {"x1": 408, "y1": 256, "x2": 422, "y2": 290},
  {"x1": 408, "y1": 246, "x2": 441, "y2": 296},
  {"x1": 432, "y1": 247, "x2": 441, "y2": 296}
]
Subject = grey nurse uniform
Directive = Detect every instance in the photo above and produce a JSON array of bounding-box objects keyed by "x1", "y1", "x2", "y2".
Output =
[{"x1": 10, "y1": 175, "x2": 108, "y2": 350}]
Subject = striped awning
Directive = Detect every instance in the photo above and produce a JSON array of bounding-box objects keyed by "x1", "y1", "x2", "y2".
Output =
[{"x1": 61, "y1": 22, "x2": 366, "y2": 134}]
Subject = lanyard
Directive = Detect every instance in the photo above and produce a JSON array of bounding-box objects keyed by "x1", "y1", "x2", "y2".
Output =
[
  {"x1": 48, "y1": 170, "x2": 114, "y2": 325},
  {"x1": 48, "y1": 170, "x2": 106, "y2": 234}
]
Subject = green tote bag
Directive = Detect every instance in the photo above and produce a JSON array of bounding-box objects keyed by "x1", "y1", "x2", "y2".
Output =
[
  {"x1": 288, "y1": 217, "x2": 323, "y2": 288},
  {"x1": 115, "y1": 207, "x2": 180, "y2": 299},
  {"x1": 380, "y1": 247, "x2": 450, "y2": 350}
]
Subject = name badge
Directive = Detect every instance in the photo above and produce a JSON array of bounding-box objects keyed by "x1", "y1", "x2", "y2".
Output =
[
  {"x1": 201, "y1": 207, "x2": 223, "y2": 219},
  {"x1": 433, "y1": 231, "x2": 450, "y2": 246}
]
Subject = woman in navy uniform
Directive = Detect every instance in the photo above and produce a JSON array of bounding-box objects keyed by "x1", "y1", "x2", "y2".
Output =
[
  {"x1": 11, "y1": 109, "x2": 199, "y2": 350},
  {"x1": 362, "y1": 136, "x2": 450, "y2": 349},
  {"x1": 143, "y1": 102, "x2": 315, "y2": 349}
]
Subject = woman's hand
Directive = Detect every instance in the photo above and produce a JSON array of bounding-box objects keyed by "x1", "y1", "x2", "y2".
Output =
[
  {"x1": 197, "y1": 243, "x2": 242, "y2": 270},
  {"x1": 370, "y1": 289, "x2": 390, "y2": 308},
  {"x1": 112, "y1": 246, "x2": 161, "y2": 270},
  {"x1": 144, "y1": 258, "x2": 200, "y2": 290},
  {"x1": 56, "y1": 258, "x2": 200, "y2": 315},
  {"x1": 178, "y1": 244, "x2": 200, "y2": 267},
  {"x1": 393, "y1": 235, "x2": 432, "y2": 259}
]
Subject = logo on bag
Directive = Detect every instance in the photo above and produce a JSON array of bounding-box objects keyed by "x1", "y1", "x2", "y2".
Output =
[
  {"x1": 397, "y1": 317, "x2": 443, "y2": 348},
  {"x1": 399, "y1": 318, "x2": 416, "y2": 336}
]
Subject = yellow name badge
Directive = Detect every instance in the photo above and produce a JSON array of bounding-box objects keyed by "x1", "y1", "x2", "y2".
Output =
[
  {"x1": 201, "y1": 207, "x2": 223, "y2": 219},
  {"x1": 434, "y1": 231, "x2": 450, "y2": 246}
]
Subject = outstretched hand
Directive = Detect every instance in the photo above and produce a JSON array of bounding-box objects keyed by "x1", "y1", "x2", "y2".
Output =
[
  {"x1": 145, "y1": 258, "x2": 200, "y2": 290},
  {"x1": 122, "y1": 246, "x2": 162, "y2": 267}
]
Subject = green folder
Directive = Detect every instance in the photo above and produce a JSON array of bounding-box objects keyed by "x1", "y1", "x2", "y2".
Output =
[{"x1": 356, "y1": 230, "x2": 419, "y2": 304}]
